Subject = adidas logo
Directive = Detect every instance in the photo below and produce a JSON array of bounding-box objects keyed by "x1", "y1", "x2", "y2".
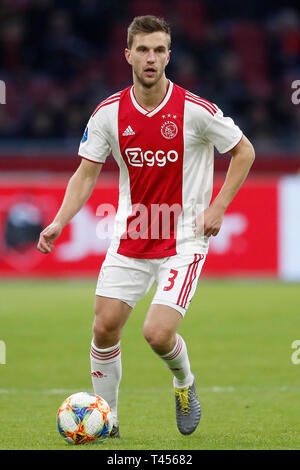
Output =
[
  {"x1": 122, "y1": 125, "x2": 135, "y2": 136},
  {"x1": 91, "y1": 370, "x2": 107, "y2": 378}
]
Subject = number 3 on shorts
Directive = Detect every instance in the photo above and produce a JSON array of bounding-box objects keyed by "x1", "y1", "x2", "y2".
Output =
[{"x1": 163, "y1": 269, "x2": 178, "y2": 291}]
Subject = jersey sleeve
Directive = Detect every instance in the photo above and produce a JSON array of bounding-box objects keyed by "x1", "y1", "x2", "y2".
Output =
[
  {"x1": 203, "y1": 107, "x2": 243, "y2": 154},
  {"x1": 78, "y1": 107, "x2": 111, "y2": 164}
]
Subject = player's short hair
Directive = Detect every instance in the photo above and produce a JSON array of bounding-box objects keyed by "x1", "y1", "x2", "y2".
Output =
[{"x1": 127, "y1": 15, "x2": 171, "y2": 49}]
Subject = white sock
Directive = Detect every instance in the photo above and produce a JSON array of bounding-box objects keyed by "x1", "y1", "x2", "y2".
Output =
[
  {"x1": 90, "y1": 340, "x2": 122, "y2": 425},
  {"x1": 159, "y1": 334, "x2": 194, "y2": 388}
]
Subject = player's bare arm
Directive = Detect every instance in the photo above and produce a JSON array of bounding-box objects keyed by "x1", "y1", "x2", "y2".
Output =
[
  {"x1": 37, "y1": 159, "x2": 103, "y2": 254},
  {"x1": 195, "y1": 135, "x2": 255, "y2": 237}
]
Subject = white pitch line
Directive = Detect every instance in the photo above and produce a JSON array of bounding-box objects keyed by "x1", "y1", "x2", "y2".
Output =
[
  {"x1": 0, "y1": 389, "x2": 79, "y2": 395},
  {"x1": 0, "y1": 387, "x2": 233, "y2": 395},
  {"x1": 0, "y1": 386, "x2": 296, "y2": 395}
]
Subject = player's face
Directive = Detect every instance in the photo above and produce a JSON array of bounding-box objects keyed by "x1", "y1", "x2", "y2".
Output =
[{"x1": 125, "y1": 32, "x2": 170, "y2": 88}]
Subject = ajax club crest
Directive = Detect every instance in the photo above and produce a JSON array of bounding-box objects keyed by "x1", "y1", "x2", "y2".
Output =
[{"x1": 161, "y1": 115, "x2": 178, "y2": 140}]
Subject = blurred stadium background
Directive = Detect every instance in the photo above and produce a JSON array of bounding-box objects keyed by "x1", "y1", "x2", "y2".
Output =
[{"x1": 0, "y1": 0, "x2": 300, "y2": 280}]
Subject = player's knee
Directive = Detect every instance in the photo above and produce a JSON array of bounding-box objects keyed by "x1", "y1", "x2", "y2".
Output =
[
  {"x1": 93, "y1": 297, "x2": 130, "y2": 347},
  {"x1": 92, "y1": 321, "x2": 121, "y2": 347},
  {"x1": 92, "y1": 313, "x2": 121, "y2": 345},
  {"x1": 143, "y1": 324, "x2": 172, "y2": 351}
]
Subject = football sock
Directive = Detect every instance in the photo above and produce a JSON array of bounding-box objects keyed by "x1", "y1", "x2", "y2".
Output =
[
  {"x1": 90, "y1": 340, "x2": 122, "y2": 425},
  {"x1": 158, "y1": 334, "x2": 194, "y2": 388}
]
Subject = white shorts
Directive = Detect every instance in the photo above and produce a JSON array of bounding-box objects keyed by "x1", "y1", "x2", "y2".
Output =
[{"x1": 95, "y1": 250, "x2": 206, "y2": 317}]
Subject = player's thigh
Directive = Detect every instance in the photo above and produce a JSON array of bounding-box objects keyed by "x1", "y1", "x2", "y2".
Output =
[{"x1": 94, "y1": 295, "x2": 132, "y2": 333}]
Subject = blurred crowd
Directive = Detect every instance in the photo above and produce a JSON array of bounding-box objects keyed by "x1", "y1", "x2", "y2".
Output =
[{"x1": 0, "y1": 0, "x2": 300, "y2": 153}]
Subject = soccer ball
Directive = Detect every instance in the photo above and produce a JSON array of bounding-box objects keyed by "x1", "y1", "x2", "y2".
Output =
[{"x1": 57, "y1": 392, "x2": 113, "y2": 445}]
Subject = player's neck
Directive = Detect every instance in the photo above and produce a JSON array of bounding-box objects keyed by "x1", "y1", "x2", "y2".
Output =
[{"x1": 133, "y1": 76, "x2": 169, "y2": 112}]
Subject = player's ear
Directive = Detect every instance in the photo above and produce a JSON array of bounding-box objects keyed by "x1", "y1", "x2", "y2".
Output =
[
  {"x1": 166, "y1": 49, "x2": 171, "y2": 66},
  {"x1": 125, "y1": 48, "x2": 132, "y2": 65}
]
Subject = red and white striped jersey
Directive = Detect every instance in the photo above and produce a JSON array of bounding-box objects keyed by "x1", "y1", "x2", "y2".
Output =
[{"x1": 78, "y1": 81, "x2": 243, "y2": 259}]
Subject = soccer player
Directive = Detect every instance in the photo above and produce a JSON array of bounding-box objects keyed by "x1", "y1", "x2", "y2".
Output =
[{"x1": 37, "y1": 15, "x2": 255, "y2": 437}]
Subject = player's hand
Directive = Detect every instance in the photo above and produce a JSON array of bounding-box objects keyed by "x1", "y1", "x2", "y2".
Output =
[
  {"x1": 37, "y1": 222, "x2": 63, "y2": 254},
  {"x1": 194, "y1": 204, "x2": 224, "y2": 237}
]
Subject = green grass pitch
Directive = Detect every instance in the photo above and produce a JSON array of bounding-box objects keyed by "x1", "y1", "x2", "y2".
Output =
[{"x1": 0, "y1": 279, "x2": 299, "y2": 450}]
